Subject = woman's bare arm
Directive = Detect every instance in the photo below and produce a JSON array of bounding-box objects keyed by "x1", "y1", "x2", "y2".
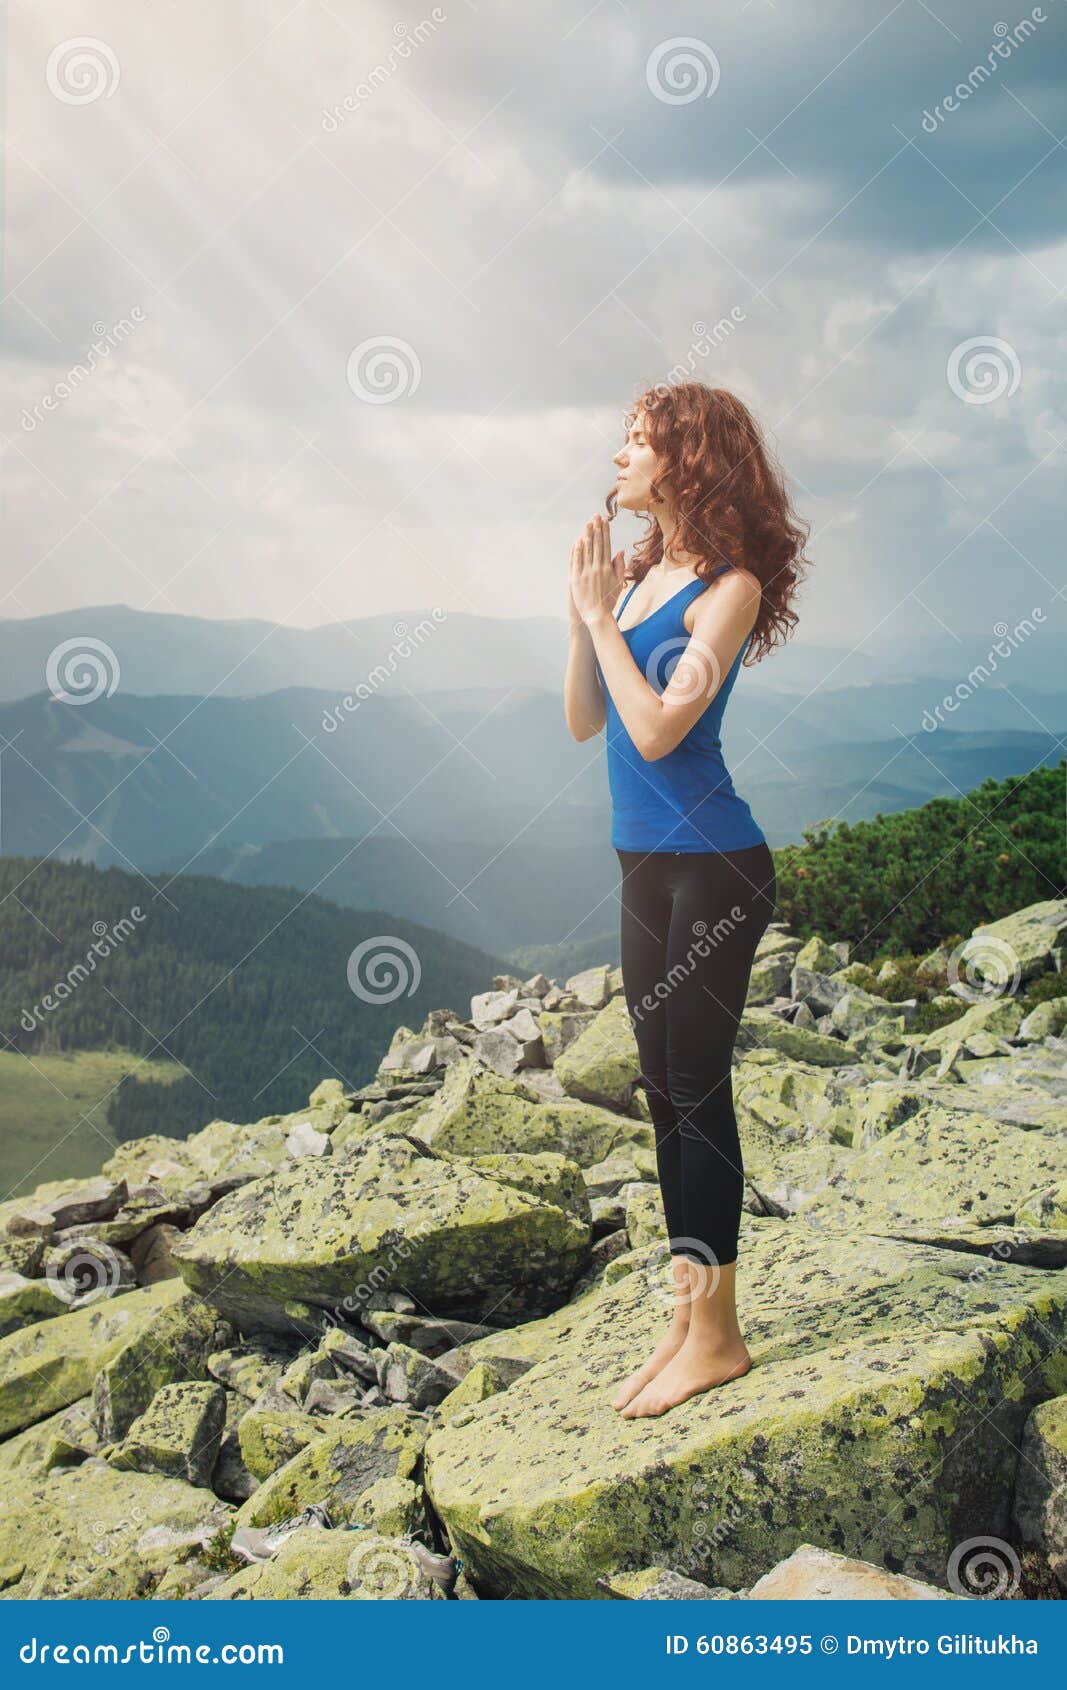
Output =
[{"x1": 564, "y1": 602, "x2": 611, "y2": 741}]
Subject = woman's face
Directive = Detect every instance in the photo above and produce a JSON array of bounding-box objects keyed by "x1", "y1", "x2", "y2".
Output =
[{"x1": 612, "y1": 409, "x2": 669, "y2": 512}]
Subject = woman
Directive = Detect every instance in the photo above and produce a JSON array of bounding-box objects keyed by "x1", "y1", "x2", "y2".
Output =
[{"x1": 564, "y1": 381, "x2": 809, "y2": 1419}]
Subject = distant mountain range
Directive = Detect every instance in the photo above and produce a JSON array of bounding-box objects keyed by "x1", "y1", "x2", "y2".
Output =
[
  {"x1": 5, "y1": 600, "x2": 1067, "y2": 702},
  {"x1": 2, "y1": 674, "x2": 1062, "y2": 956}
]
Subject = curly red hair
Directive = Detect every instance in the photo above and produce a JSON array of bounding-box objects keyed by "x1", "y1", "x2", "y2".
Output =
[{"x1": 605, "y1": 382, "x2": 811, "y2": 663}]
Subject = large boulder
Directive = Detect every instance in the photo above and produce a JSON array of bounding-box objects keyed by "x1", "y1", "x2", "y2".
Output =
[
  {"x1": 1012, "y1": 1393, "x2": 1067, "y2": 1590},
  {"x1": 747, "y1": 1543, "x2": 962, "y2": 1600},
  {"x1": 423, "y1": 1220, "x2": 1067, "y2": 1598},
  {"x1": 552, "y1": 997, "x2": 640, "y2": 1108},
  {"x1": 400, "y1": 1059, "x2": 651, "y2": 1165},
  {"x1": 736, "y1": 1012, "x2": 858, "y2": 1067},
  {"x1": 234, "y1": 1405, "x2": 427, "y2": 1528},
  {"x1": 0, "y1": 1458, "x2": 231, "y2": 1598},
  {"x1": 0, "y1": 1278, "x2": 198, "y2": 1440},
  {"x1": 965, "y1": 899, "x2": 1067, "y2": 984},
  {"x1": 172, "y1": 1128, "x2": 591, "y2": 1335},
  {"x1": 91, "y1": 1286, "x2": 223, "y2": 1441},
  {"x1": 793, "y1": 1107, "x2": 1067, "y2": 1237},
  {"x1": 107, "y1": 1381, "x2": 227, "y2": 1487}
]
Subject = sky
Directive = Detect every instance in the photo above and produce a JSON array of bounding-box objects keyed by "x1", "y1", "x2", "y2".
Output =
[{"x1": 2, "y1": 0, "x2": 1066, "y2": 649}]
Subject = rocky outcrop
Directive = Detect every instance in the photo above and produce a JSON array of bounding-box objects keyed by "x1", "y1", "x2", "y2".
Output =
[{"x1": 0, "y1": 898, "x2": 1063, "y2": 1602}]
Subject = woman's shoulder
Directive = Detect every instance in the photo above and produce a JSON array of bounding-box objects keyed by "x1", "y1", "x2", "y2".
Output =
[{"x1": 700, "y1": 560, "x2": 762, "y2": 599}]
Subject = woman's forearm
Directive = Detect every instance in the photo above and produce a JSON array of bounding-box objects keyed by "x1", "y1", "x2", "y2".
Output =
[
  {"x1": 584, "y1": 610, "x2": 663, "y2": 756},
  {"x1": 564, "y1": 619, "x2": 607, "y2": 740}
]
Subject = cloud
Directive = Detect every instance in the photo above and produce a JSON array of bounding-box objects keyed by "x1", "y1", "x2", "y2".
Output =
[{"x1": 2, "y1": 0, "x2": 1065, "y2": 647}]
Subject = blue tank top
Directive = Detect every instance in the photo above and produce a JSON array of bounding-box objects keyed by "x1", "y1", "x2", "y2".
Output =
[{"x1": 596, "y1": 564, "x2": 766, "y2": 853}]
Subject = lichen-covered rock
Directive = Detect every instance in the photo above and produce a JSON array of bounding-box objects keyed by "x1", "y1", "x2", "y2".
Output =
[
  {"x1": 745, "y1": 952, "x2": 794, "y2": 1006},
  {"x1": 432, "y1": 1359, "x2": 512, "y2": 1421},
  {"x1": 212, "y1": 1394, "x2": 260, "y2": 1503},
  {"x1": 925, "y1": 1081, "x2": 1066, "y2": 1134},
  {"x1": 736, "y1": 1012, "x2": 856, "y2": 1067},
  {"x1": 237, "y1": 1405, "x2": 325, "y2": 1480},
  {"x1": 0, "y1": 1396, "x2": 99, "y2": 1479},
  {"x1": 602, "y1": 1567, "x2": 738, "y2": 1599},
  {"x1": 876, "y1": 1222, "x2": 1067, "y2": 1269},
  {"x1": 794, "y1": 1107, "x2": 1067, "y2": 1236},
  {"x1": 0, "y1": 1270, "x2": 67, "y2": 1338},
  {"x1": 967, "y1": 899, "x2": 1067, "y2": 983},
  {"x1": 374, "y1": 1341, "x2": 468, "y2": 1409},
  {"x1": 622, "y1": 1182, "x2": 665, "y2": 1251},
  {"x1": 1012, "y1": 1394, "x2": 1067, "y2": 1589},
  {"x1": 1015, "y1": 1181, "x2": 1067, "y2": 1232},
  {"x1": 108, "y1": 1382, "x2": 227, "y2": 1487},
  {"x1": 581, "y1": 1147, "x2": 660, "y2": 1197},
  {"x1": 204, "y1": 1528, "x2": 437, "y2": 1600},
  {"x1": 172, "y1": 1129, "x2": 591, "y2": 1334},
  {"x1": 1019, "y1": 998, "x2": 1067, "y2": 1041},
  {"x1": 916, "y1": 996, "x2": 1025, "y2": 1062},
  {"x1": 564, "y1": 966, "x2": 612, "y2": 1010},
  {"x1": 538, "y1": 1009, "x2": 597, "y2": 1065},
  {"x1": 91, "y1": 1285, "x2": 222, "y2": 1441},
  {"x1": 423, "y1": 1222, "x2": 1067, "y2": 1598},
  {"x1": 748, "y1": 1543, "x2": 961, "y2": 1600},
  {"x1": 348, "y1": 1474, "x2": 428, "y2": 1538},
  {"x1": 414, "y1": 1057, "x2": 650, "y2": 1165},
  {"x1": 462, "y1": 1151, "x2": 591, "y2": 1221},
  {"x1": 743, "y1": 1140, "x2": 853, "y2": 1218},
  {"x1": 0, "y1": 1278, "x2": 192, "y2": 1440},
  {"x1": 552, "y1": 997, "x2": 640, "y2": 1108},
  {"x1": 234, "y1": 1405, "x2": 427, "y2": 1528},
  {"x1": 0, "y1": 1458, "x2": 231, "y2": 1598},
  {"x1": 206, "y1": 1345, "x2": 289, "y2": 1401},
  {"x1": 357, "y1": 1310, "x2": 487, "y2": 1359}
]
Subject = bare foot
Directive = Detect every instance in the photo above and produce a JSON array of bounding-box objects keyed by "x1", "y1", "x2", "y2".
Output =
[
  {"x1": 611, "y1": 1319, "x2": 690, "y2": 1411},
  {"x1": 619, "y1": 1335, "x2": 751, "y2": 1418}
]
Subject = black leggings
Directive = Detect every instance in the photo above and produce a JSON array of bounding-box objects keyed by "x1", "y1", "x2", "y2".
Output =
[{"x1": 616, "y1": 841, "x2": 777, "y2": 1269}]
